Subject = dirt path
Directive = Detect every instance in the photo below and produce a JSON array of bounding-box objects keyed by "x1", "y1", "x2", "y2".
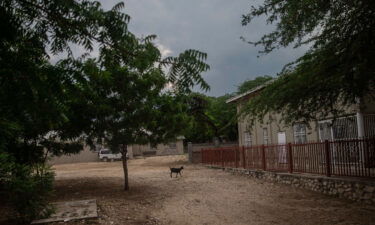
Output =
[{"x1": 47, "y1": 155, "x2": 375, "y2": 225}]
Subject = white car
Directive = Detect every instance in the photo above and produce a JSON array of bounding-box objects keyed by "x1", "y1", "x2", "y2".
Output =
[{"x1": 98, "y1": 149, "x2": 123, "y2": 162}]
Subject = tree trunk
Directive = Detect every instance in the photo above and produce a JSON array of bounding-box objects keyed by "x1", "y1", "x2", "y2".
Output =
[{"x1": 121, "y1": 145, "x2": 129, "y2": 191}]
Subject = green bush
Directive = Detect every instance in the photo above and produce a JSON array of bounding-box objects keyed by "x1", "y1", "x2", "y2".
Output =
[{"x1": 0, "y1": 152, "x2": 55, "y2": 223}]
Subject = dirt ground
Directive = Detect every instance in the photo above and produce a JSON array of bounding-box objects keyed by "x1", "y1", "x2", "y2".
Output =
[{"x1": 3, "y1": 155, "x2": 375, "y2": 225}]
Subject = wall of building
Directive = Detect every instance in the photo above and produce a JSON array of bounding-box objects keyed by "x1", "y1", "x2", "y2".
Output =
[
  {"x1": 361, "y1": 95, "x2": 375, "y2": 114},
  {"x1": 49, "y1": 140, "x2": 184, "y2": 164},
  {"x1": 132, "y1": 144, "x2": 151, "y2": 156},
  {"x1": 48, "y1": 145, "x2": 99, "y2": 165},
  {"x1": 236, "y1": 98, "x2": 369, "y2": 146},
  {"x1": 237, "y1": 110, "x2": 320, "y2": 146},
  {"x1": 131, "y1": 140, "x2": 185, "y2": 157},
  {"x1": 155, "y1": 140, "x2": 184, "y2": 156}
]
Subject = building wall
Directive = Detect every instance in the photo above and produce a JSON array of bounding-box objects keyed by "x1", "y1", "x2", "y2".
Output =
[
  {"x1": 128, "y1": 140, "x2": 185, "y2": 157},
  {"x1": 48, "y1": 145, "x2": 99, "y2": 165},
  {"x1": 49, "y1": 140, "x2": 184, "y2": 165},
  {"x1": 361, "y1": 95, "x2": 375, "y2": 114},
  {"x1": 236, "y1": 101, "x2": 360, "y2": 146}
]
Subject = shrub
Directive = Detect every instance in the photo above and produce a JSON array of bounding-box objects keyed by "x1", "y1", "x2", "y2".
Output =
[{"x1": 0, "y1": 152, "x2": 55, "y2": 223}]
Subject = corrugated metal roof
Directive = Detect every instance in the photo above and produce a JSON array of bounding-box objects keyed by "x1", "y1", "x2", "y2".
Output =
[{"x1": 226, "y1": 79, "x2": 274, "y2": 103}]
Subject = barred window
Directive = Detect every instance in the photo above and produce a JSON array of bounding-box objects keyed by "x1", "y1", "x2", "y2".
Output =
[
  {"x1": 244, "y1": 132, "x2": 252, "y2": 147},
  {"x1": 263, "y1": 128, "x2": 269, "y2": 145},
  {"x1": 293, "y1": 123, "x2": 307, "y2": 144}
]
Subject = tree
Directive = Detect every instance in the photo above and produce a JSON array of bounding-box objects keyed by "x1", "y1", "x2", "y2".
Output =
[
  {"x1": 0, "y1": 0, "x2": 209, "y2": 219},
  {"x1": 237, "y1": 75, "x2": 273, "y2": 94},
  {"x1": 81, "y1": 50, "x2": 208, "y2": 190},
  {"x1": 185, "y1": 93, "x2": 237, "y2": 143},
  {"x1": 241, "y1": 0, "x2": 375, "y2": 124},
  {"x1": 63, "y1": 15, "x2": 210, "y2": 190}
]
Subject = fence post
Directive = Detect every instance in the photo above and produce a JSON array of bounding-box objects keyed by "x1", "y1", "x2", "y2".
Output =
[
  {"x1": 242, "y1": 146, "x2": 246, "y2": 169},
  {"x1": 262, "y1": 144, "x2": 266, "y2": 171},
  {"x1": 201, "y1": 148, "x2": 204, "y2": 164},
  {"x1": 325, "y1": 140, "x2": 331, "y2": 177},
  {"x1": 235, "y1": 147, "x2": 238, "y2": 168},
  {"x1": 221, "y1": 149, "x2": 224, "y2": 168},
  {"x1": 188, "y1": 142, "x2": 193, "y2": 163},
  {"x1": 207, "y1": 148, "x2": 212, "y2": 165},
  {"x1": 288, "y1": 143, "x2": 293, "y2": 173}
]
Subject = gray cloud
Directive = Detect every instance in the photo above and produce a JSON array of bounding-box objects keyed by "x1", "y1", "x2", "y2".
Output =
[{"x1": 100, "y1": 0, "x2": 308, "y2": 96}]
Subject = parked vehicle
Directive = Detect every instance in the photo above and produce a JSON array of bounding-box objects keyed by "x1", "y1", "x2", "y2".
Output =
[{"x1": 98, "y1": 149, "x2": 126, "y2": 162}]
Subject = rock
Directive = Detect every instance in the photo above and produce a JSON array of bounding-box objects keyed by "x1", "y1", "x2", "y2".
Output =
[
  {"x1": 364, "y1": 186, "x2": 375, "y2": 193},
  {"x1": 362, "y1": 193, "x2": 372, "y2": 200}
]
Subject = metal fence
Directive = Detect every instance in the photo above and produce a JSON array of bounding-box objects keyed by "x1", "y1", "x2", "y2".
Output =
[{"x1": 201, "y1": 138, "x2": 375, "y2": 178}]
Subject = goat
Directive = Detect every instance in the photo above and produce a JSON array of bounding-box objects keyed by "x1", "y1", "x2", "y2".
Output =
[{"x1": 170, "y1": 166, "x2": 184, "y2": 178}]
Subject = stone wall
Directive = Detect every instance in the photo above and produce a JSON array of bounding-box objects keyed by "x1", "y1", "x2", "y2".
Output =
[{"x1": 207, "y1": 166, "x2": 375, "y2": 204}]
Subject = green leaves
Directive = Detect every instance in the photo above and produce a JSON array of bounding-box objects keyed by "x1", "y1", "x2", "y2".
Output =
[
  {"x1": 185, "y1": 93, "x2": 238, "y2": 143},
  {"x1": 237, "y1": 75, "x2": 273, "y2": 94},
  {"x1": 161, "y1": 49, "x2": 210, "y2": 93},
  {"x1": 1, "y1": 0, "x2": 210, "y2": 216},
  {"x1": 242, "y1": 0, "x2": 375, "y2": 124}
]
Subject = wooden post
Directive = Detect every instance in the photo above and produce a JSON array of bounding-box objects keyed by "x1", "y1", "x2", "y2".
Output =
[
  {"x1": 188, "y1": 142, "x2": 193, "y2": 163},
  {"x1": 221, "y1": 149, "x2": 224, "y2": 168},
  {"x1": 288, "y1": 143, "x2": 293, "y2": 173},
  {"x1": 262, "y1": 144, "x2": 266, "y2": 171},
  {"x1": 325, "y1": 140, "x2": 331, "y2": 177},
  {"x1": 201, "y1": 148, "x2": 204, "y2": 164},
  {"x1": 235, "y1": 147, "x2": 238, "y2": 168},
  {"x1": 242, "y1": 146, "x2": 246, "y2": 169}
]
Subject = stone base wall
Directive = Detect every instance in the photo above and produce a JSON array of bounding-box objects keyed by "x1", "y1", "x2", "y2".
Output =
[{"x1": 207, "y1": 166, "x2": 375, "y2": 204}]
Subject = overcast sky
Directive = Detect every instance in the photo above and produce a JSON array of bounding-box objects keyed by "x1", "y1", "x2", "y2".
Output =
[{"x1": 98, "y1": 0, "x2": 308, "y2": 96}]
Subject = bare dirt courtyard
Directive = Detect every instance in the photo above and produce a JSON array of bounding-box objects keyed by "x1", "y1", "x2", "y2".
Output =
[{"x1": 35, "y1": 155, "x2": 375, "y2": 224}]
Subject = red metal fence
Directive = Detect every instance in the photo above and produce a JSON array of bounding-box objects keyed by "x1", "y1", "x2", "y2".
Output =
[{"x1": 201, "y1": 138, "x2": 375, "y2": 178}]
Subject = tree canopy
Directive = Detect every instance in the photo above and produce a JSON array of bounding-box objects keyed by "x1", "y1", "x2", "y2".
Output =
[
  {"x1": 241, "y1": 0, "x2": 375, "y2": 124},
  {"x1": 185, "y1": 93, "x2": 237, "y2": 143},
  {"x1": 184, "y1": 75, "x2": 274, "y2": 144},
  {"x1": 0, "y1": 0, "x2": 209, "y2": 218},
  {"x1": 237, "y1": 75, "x2": 272, "y2": 94},
  {"x1": 0, "y1": 0, "x2": 209, "y2": 163}
]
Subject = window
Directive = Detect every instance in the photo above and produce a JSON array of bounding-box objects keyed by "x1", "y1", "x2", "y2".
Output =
[
  {"x1": 263, "y1": 128, "x2": 269, "y2": 145},
  {"x1": 293, "y1": 123, "x2": 307, "y2": 144},
  {"x1": 332, "y1": 116, "x2": 358, "y2": 140},
  {"x1": 319, "y1": 116, "x2": 358, "y2": 141},
  {"x1": 100, "y1": 150, "x2": 110, "y2": 154},
  {"x1": 244, "y1": 132, "x2": 252, "y2": 147},
  {"x1": 318, "y1": 121, "x2": 332, "y2": 141}
]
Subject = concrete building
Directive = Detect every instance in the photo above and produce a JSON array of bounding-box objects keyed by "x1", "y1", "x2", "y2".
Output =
[
  {"x1": 49, "y1": 138, "x2": 185, "y2": 165},
  {"x1": 227, "y1": 84, "x2": 375, "y2": 147}
]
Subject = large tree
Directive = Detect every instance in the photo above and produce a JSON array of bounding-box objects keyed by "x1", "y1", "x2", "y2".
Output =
[
  {"x1": 241, "y1": 0, "x2": 375, "y2": 124},
  {"x1": 80, "y1": 43, "x2": 209, "y2": 190},
  {"x1": 0, "y1": 0, "x2": 209, "y2": 219}
]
